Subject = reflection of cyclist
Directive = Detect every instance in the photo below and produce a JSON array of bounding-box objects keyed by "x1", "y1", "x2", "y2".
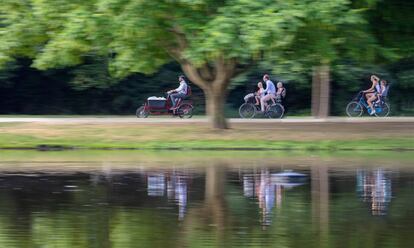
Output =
[
  {"x1": 363, "y1": 75, "x2": 380, "y2": 115},
  {"x1": 167, "y1": 75, "x2": 188, "y2": 109}
]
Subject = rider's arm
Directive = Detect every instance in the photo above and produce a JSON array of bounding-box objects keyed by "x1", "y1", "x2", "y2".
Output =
[
  {"x1": 262, "y1": 81, "x2": 268, "y2": 94},
  {"x1": 169, "y1": 83, "x2": 183, "y2": 94},
  {"x1": 175, "y1": 82, "x2": 185, "y2": 93}
]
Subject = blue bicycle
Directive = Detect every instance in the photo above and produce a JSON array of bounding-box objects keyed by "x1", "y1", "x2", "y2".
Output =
[{"x1": 346, "y1": 91, "x2": 390, "y2": 117}]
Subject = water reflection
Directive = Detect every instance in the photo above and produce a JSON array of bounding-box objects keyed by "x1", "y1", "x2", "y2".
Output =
[
  {"x1": 0, "y1": 163, "x2": 412, "y2": 248},
  {"x1": 357, "y1": 169, "x2": 392, "y2": 216},
  {"x1": 167, "y1": 172, "x2": 188, "y2": 220},
  {"x1": 147, "y1": 171, "x2": 190, "y2": 220},
  {"x1": 242, "y1": 169, "x2": 307, "y2": 226}
]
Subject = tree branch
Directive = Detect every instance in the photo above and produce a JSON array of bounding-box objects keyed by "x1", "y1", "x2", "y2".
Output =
[
  {"x1": 212, "y1": 57, "x2": 236, "y2": 91},
  {"x1": 181, "y1": 62, "x2": 209, "y2": 90}
]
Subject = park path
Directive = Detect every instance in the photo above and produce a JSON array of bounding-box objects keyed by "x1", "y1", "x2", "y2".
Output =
[{"x1": 0, "y1": 116, "x2": 413, "y2": 124}]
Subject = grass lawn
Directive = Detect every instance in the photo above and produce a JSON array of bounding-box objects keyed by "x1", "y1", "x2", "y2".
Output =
[{"x1": 0, "y1": 121, "x2": 413, "y2": 150}]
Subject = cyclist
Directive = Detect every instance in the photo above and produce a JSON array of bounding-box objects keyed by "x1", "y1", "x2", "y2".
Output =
[
  {"x1": 260, "y1": 74, "x2": 276, "y2": 112},
  {"x1": 275, "y1": 82, "x2": 286, "y2": 102},
  {"x1": 376, "y1": 79, "x2": 388, "y2": 104},
  {"x1": 255, "y1": 82, "x2": 265, "y2": 106},
  {"x1": 363, "y1": 75, "x2": 380, "y2": 115},
  {"x1": 167, "y1": 75, "x2": 188, "y2": 109}
]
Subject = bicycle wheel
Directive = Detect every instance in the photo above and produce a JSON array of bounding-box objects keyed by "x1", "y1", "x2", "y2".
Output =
[
  {"x1": 136, "y1": 106, "x2": 149, "y2": 118},
  {"x1": 346, "y1": 101, "x2": 363, "y2": 117},
  {"x1": 375, "y1": 102, "x2": 390, "y2": 117},
  {"x1": 266, "y1": 104, "x2": 284, "y2": 119},
  {"x1": 239, "y1": 103, "x2": 256, "y2": 118},
  {"x1": 178, "y1": 103, "x2": 193, "y2": 118}
]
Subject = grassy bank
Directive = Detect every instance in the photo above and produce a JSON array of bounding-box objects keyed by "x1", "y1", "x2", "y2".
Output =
[{"x1": 0, "y1": 122, "x2": 413, "y2": 151}]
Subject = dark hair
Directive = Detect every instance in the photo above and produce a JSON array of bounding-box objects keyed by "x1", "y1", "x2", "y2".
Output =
[
  {"x1": 263, "y1": 74, "x2": 270, "y2": 80},
  {"x1": 179, "y1": 75, "x2": 186, "y2": 81},
  {"x1": 380, "y1": 79, "x2": 387, "y2": 84}
]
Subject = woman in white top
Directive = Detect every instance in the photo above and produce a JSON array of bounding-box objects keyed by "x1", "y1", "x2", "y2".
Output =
[{"x1": 363, "y1": 75, "x2": 380, "y2": 115}]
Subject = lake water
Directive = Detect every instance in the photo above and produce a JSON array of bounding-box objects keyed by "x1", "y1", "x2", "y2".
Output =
[{"x1": 0, "y1": 151, "x2": 413, "y2": 247}]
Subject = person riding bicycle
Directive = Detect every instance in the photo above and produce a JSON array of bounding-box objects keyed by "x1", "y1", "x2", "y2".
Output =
[
  {"x1": 375, "y1": 79, "x2": 388, "y2": 104},
  {"x1": 260, "y1": 74, "x2": 276, "y2": 112},
  {"x1": 242, "y1": 81, "x2": 264, "y2": 105},
  {"x1": 363, "y1": 75, "x2": 380, "y2": 115},
  {"x1": 275, "y1": 82, "x2": 286, "y2": 102},
  {"x1": 167, "y1": 75, "x2": 188, "y2": 109},
  {"x1": 255, "y1": 82, "x2": 265, "y2": 106}
]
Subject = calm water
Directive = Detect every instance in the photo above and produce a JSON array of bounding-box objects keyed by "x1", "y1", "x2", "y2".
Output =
[{"x1": 0, "y1": 154, "x2": 413, "y2": 248}]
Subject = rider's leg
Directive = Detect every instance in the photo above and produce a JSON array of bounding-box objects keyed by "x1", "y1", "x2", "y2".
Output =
[
  {"x1": 367, "y1": 94, "x2": 377, "y2": 114},
  {"x1": 260, "y1": 94, "x2": 272, "y2": 112},
  {"x1": 170, "y1": 93, "x2": 178, "y2": 107},
  {"x1": 170, "y1": 93, "x2": 186, "y2": 108},
  {"x1": 365, "y1": 91, "x2": 373, "y2": 101},
  {"x1": 255, "y1": 96, "x2": 260, "y2": 105}
]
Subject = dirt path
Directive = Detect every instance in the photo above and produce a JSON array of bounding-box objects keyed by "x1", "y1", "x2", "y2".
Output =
[
  {"x1": 0, "y1": 117, "x2": 413, "y2": 142},
  {"x1": 0, "y1": 116, "x2": 414, "y2": 124}
]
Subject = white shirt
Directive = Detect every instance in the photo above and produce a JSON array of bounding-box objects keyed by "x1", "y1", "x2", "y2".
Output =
[
  {"x1": 263, "y1": 80, "x2": 276, "y2": 95},
  {"x1": 175, "y1": 81, "x2": 188, "y2": 95}
]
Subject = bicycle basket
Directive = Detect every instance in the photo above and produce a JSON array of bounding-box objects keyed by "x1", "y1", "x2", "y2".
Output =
[{"x1": 147, "y1": 97, "x2": 166, "y2": 108}]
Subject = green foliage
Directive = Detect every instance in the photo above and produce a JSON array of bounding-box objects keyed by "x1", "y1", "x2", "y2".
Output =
[
  {"x1": 0, "y1": 0, "x2": 413, "y2": 117},
  {"x1": 0, "y1": 0, "x2": 382, "y2": 77}
]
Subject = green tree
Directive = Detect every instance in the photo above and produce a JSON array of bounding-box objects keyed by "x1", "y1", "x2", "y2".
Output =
[{"x1": 0, "y1": 0, "x2": 382, "y2": 128}]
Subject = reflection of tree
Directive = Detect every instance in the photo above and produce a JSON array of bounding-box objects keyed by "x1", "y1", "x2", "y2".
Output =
[
  {"x1": 311, "y1": 165, "x2": 329, "y2": 247},
  {"x1": 179, "y1": 165, "x2": 228, "y2": 247},
  {"x1": 204, "y1": 166, "x2": 226, "y2": 230},
  {"x1": 357, "y1": 169, "x2": 392, "y2": 216}
]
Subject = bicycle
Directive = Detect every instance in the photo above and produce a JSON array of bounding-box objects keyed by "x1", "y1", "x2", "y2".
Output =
[
  {"x1": 346, "y1": 91, "x2": 390, "y2": 117},
  {"x1": 136, "y1": 87, "x2": 193, "y2": 119},
  {"x1": 239, "y1": 94, "x2": 285, "y2": 119}
]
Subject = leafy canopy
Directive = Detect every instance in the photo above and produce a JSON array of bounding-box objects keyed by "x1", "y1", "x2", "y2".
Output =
[{"x1": 1, "y1": 0, "x2": 377, "y2": 78}]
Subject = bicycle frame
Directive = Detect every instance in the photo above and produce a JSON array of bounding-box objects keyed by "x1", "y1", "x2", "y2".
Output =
[
  {"x1": 355, "y1": 93, "x2": 384, "y2": 114},
  {"x1": 143, "y1": 94, "x2": 192, "y2": 115}
]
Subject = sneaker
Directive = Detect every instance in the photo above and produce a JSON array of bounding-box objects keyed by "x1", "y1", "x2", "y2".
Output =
[{"x1": 370, "y1": 109, "x2": 376, "y2": 115}]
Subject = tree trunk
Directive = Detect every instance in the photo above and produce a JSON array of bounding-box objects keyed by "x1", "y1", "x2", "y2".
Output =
[
  {"x1": 180, "y1": 59, "x2": 234, "y2": 129},
  {"x1": 205, "y1": 88, "x2": 229, "y2": 129},
  {"x1": 312, "y1": 65, "x2": 331, "y2": 118}
]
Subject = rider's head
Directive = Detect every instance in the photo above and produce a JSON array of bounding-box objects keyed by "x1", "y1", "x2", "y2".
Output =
[
  {"x1": 380, "y1": 79, "x2": 387, "y2": 85},
  {"x1": 257, "y1": 82, "x2": 263, "y2": 88},
  {"x1": 277, "y1": 82, "x2": 283, "y2": 88},
  {"x1": 371, "y1": 75, "x2": 379, "y2": 83},
  {"x1": 179, "y1": 75, "x2": 186, "y2": 82},
  {"x1": 263, "y1": 74, "x2": 270, "y2": 81}
]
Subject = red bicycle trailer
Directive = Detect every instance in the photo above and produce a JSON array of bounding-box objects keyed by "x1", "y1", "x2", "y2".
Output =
[{"x1": 136, "y1": 86, "x2": 193, "y2": 118}]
